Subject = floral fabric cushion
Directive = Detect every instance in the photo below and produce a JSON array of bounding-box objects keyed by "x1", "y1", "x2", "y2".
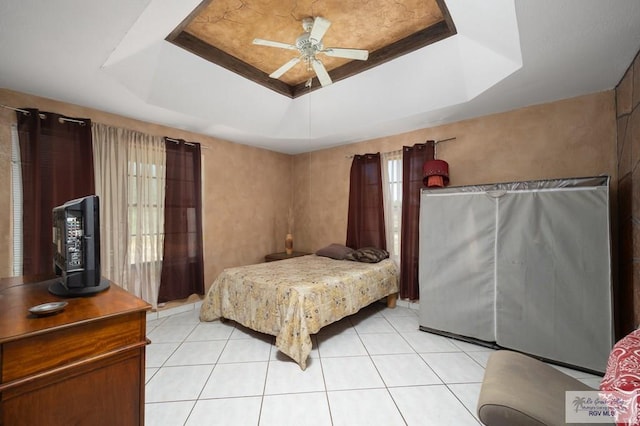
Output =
[{"x1": 600, "y1": 328, "x2": 640, "y2": 425}]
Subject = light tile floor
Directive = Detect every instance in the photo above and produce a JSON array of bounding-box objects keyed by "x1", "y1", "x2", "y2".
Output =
[{"x1": 145, "y1": 303, "x2": 603, "y2": 426}]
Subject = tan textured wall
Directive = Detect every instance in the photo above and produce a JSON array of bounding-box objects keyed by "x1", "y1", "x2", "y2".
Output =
[
  {"x1": 293, "y1": 91, "x2": 617, "y2": 254},
  {"x1": 616, "y1": 50, "x2": 640, "y2": 335},
  {"x1": 0, "y1": 89, "x2": 293, "y2": 291},
  {"x1": 0, "y1": 89, "x2": 617, "y2": 298}
]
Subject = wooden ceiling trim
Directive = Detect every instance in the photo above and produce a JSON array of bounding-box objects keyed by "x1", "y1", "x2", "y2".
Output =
[
  {"x1": 293, "y1": 21, "x2": 452, "y2": 97},
  {"x1": 168, "y1": 31, "x2": 295, "y2": 97},
  {"x1": 165, "y1": 0, "x2": 214, "y2": 42},
  {"x1": 436, "y1": 0, "x2": 457, "y2": 36},
  {"x1": 292, "y1": 19, "x2": 456, "y2": 97},
  {"x1": 167, "y1": 1, "x2": 457, "y2": 99}
]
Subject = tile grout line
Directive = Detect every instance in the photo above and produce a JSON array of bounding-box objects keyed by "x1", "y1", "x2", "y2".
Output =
[
  {"x1": 145, "y1": 305, "x2": 502, "y2": 425},
  {"x1": 352, "y1": 312, "x2": 410, "y2": 425}
]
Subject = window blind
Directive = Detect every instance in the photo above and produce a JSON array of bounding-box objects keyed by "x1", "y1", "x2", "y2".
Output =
[{"x1": 11, "y1": 124, "x2": 23, "y2": 276}]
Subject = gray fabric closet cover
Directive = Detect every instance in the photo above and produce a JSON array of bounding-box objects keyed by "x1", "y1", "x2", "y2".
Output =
[
  {"x1": 419, "y1": 192, "x2": 497, "y2": 342},
  {"x1": 418, "y1": 176, "x2": 612, "y2": 372},
  {"x1": 495, "y1": 185, "x2": 612, "y2": 371}
]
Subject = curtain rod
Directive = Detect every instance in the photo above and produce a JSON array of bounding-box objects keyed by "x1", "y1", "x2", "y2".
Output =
[
  {"x1": 2, "y1": 104, "x2": 212, "y2": 146},
  {"x1": 1, "y1": 104, "x2": 87, "y2": 125},
  {"x1": 434, "y1": 137, "x2": 456, "y2": 144},
  {"x1": 165, "y1": 137, "x2": 210, "y2": 150},
  {"x1": 345, "y1": 137, "x2": 456, "y2": 159},
  {"x1": 0, "y1": 104, "x2": 29, "y2": 115}
]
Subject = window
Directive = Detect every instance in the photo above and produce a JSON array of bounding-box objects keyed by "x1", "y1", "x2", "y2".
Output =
[
  {"x1": 11, "y1": 124, "x2": 23, "y2": 276},
  {"x1": 382, "y1": 151, "x2": 403, "y2": 265},
  {"x1": 128, "y1": 160, "x2": 165, "y2": 264}
]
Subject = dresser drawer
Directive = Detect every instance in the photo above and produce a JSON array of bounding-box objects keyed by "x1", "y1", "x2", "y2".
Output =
[{"x1": 2, "y1": 312, "x2": 145, "y2": 383}]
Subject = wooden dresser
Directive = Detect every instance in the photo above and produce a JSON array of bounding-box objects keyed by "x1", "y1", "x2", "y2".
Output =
[{"x1": 0, "y1": 275, "x2": 150, "y2": 425}]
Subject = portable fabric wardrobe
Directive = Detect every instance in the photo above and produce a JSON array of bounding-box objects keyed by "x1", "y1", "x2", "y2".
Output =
[{"x1": 418, "y1": 176, "x2": 613, "y2": 373}]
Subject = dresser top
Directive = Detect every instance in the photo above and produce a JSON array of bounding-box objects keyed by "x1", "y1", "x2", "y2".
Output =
[{"x1": 0, "y1": 275, "x2": 150, "y2": 343}]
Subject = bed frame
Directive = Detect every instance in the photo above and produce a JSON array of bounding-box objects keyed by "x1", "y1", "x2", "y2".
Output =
[{"x1": 200, "y1": 255, "x2": 399, "y2": 369}]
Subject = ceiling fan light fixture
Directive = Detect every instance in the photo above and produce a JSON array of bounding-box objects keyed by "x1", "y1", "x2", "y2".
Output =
[{"x1": 252, "y1": 16, "x2": 369, "y2": 88}]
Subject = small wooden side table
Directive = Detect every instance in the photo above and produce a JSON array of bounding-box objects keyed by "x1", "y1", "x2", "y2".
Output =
[{"x1": 265, "y1": 251, "x2": 310, "y2": 262}]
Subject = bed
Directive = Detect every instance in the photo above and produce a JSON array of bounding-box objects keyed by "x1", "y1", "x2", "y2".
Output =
[{"x1": 199, "y1": 254, "x2": 399, "y2": 369}]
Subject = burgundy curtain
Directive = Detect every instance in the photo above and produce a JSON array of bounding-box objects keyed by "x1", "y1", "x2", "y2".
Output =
[
  {"x1": 17, "y1": 109, "x2": 94, "y2": 276},
  {"x1": 346, "y1": 153, "x2": 386, "y2": 250},
  {"x1": 399, "y1": 141, "x2": 434, "y2": 300},
  {"x1": 158, "y1": 139, "x2": 204, "y2": 302}
]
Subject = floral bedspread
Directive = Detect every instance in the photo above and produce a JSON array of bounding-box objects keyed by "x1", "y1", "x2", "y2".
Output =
[{"x1": 199, "y1": 254, "x2": 399, "y2": 369}]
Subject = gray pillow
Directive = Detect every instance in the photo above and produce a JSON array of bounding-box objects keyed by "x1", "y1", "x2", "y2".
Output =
[
  {"x1": 345, "y1": 247, "x2": 389, "y2": 263},
  {"x1": 315, "y1": 244, "x2": 355, "y2": 260}
]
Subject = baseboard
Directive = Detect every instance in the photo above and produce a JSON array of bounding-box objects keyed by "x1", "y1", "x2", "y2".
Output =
[{"x1": 146, "y1": 299, "x2": 203, "y2": 321}]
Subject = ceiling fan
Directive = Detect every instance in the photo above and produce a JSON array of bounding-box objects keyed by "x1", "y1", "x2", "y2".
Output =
[{"x1": 253, "y1": 17, "x2": 369, "y2": 88}]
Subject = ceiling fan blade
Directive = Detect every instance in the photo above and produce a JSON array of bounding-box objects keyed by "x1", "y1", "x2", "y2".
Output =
[
  {"x1": 322, "y1": 47, "x2": 369, "y2": 61},
  {"x1": 253, "y1": 38, "x2": 297, "y2": 50},
  {"x1": 309, "y1": 17, "x2": 331, "y2": 43},
  {"x1": 311, "y1": 59, "x2": 332, "y2": 87},
  {"x1": 269, "y1": 57, "x2": 301, "y2": 79}
]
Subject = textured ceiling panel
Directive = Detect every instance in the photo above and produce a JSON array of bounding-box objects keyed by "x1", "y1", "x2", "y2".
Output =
[{"x1": 167, "y1": 0, "x2": 455, "y2": 97}]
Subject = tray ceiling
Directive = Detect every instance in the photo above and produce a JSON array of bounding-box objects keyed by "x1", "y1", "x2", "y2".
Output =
[
  {"x1": 167, "y1": 0, "x2": 456, "y2": 98},
  {"x1": 2, "y1": 0, "x2": 640, "y2": 154}
]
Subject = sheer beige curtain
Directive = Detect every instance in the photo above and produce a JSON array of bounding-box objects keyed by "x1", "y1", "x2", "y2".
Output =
[
  {"x1": 382, "y1": 150, "x2": 403, "y2": 268},
  {"x1": 92, "y1": 123, "x2": 166, "y2": 308}
]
